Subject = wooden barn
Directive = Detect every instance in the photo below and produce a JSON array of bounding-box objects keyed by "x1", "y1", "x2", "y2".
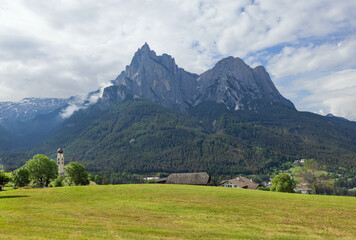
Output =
[{"x1": 155, "y1": 172, "x2": 211, "y2": 185}]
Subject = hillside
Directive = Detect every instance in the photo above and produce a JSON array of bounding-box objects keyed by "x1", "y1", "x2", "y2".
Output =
[
  {"x1": 193, "y1": 101, "x2": 356, "y2": 171},
  {"x1": 0, "y1": 125, "x2": 21, "y2": 151},
  {"x1": 0, "y1": 184, "x2": 355, "y2": 239},
  {"x1": 1, "y1": 97, "x2": 356, "y2": 184},
  {"x1": 16, "y1": 99, "x2": 270, "y2": 178},
  {"x1": 1, "y1": 44, "x2": 356, "y2": 185}
]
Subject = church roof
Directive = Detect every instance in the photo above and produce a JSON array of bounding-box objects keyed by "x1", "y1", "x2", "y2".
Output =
[{"x1": 57, "y1": 147, "x2": 63, "y2": 154}]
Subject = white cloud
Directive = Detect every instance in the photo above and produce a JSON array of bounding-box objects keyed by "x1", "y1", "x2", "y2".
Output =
[
  {"x1": 288, "y1": 69, "x2": 356, "y2": 120},
  {"x1": 88, "y1": 82, "x2": 113, "y2": 105},
  {"x1": 0, "y1": 0, "x2": 355, "y2": 119},
  {"x1": 60, "y1": 103, "x2": 81, "y2": 119},
  {"x1": 60, "y1": 81, "x2": 113, "y2": 118},
  {"x1": 267, "y1": 38, "x2": 356, "y2": 78}
]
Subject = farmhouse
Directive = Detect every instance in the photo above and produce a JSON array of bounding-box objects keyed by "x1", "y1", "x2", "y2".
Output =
[
  {"x1": 155, "y1": 172, "x2": 211, "y2": 185},
  {"x1": 220, "y1": 177, "x2": 259, "y2": 189}
]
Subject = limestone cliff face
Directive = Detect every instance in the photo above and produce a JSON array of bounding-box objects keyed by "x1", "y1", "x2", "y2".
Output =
[
  {"x1": 105, "y1": 43, "x2": 294, "y2": 111},
  {"x1": 194, "y1": 56, "x2": 294, "y2": 110},
  {"x1": 111, "y1": 43, "x2": 198, "y2": 111}
]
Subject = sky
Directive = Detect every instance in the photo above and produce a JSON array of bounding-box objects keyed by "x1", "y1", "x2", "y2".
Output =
[{"x1": 0, "y1": 0, "x2": 355, "y2": 120}]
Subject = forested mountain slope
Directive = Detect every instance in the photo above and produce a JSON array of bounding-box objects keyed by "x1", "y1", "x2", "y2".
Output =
[{"x1": 1, "y1": 44, "x2": 355, "y2": 182}]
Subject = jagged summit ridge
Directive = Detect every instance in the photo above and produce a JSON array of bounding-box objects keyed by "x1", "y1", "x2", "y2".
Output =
[
  {"x1": 194, "y1": 56, "x2": 294, "y2": 110},
  {"x1": 105, "y1": 43, "x2": 294, "y2": 111},
  {"x1": 111, "y1": 43, "x2": 198, "y2": 111}
]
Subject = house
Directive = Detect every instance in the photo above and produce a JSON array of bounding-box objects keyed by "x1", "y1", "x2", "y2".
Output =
[
  {"x1": 219, "y1": 177, "x2": 260, "y2": 190},
  {"x1": 295, "y1": 182, "x2": 312, "y2": 194},
  {"x1": 155, "y1": 172, "x2": 211, "y2": 185},
  {"x1": 262, "y1": 181, "x2": 272, "y2": 187},
  {"x1": 295, "y1": 186, "x2": 312, "y2": 194},
  {"x1": 294, "y1": 159, "x2": 306, "y2": 165},
  {"x1": 143, "y1": 177, "x2": 159, "y2": 181}
]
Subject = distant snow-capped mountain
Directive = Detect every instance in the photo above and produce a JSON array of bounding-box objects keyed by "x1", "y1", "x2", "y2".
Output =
[{"x1": 0, "y1": 97, "x2": 74, "y2": 121}]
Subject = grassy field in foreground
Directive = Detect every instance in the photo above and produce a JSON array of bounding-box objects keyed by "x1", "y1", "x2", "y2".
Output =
[{"x1": 0, "y1": 184, "x2": 355, "y2": 240}]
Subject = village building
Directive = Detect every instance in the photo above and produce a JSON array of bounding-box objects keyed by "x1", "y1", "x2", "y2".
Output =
[
  {"x1": 262, "y1": 180, "x2": 272, "y2": 187},
  {"x1": 294, "y1": 186, "x2": 312, "y2": 194},
  {"x1": 294, "y1": 159, "x2": 306, "y2": 165},
  {"x1": 143, "y1": 176, "x2": 159, "y2": 181},
  {"x1": 219, "y1": 177, "x2": 260, "y2": 190},
  {"x1": 295, "y1": 182, "x2": 312, "y2": 194},
  {"x1": 155, "y1": 172, "x2": 211, "y2": 185},
  {"x1": 57, "y1": 147, "x2": 65, "y2": 176}
]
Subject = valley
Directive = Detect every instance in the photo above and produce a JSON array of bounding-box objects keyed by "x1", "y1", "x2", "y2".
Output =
[{"x1": 0, "y1": 44, "x2": 355, "y2": 192}]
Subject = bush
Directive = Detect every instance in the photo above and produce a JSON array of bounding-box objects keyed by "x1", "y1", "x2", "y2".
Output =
[
  {"x1": 271, "y1": 173, "x2": 296, "y2": 193},
  {"x1": 258, "y1": 186, "x2": 270, "y2": 191},
  {"x1": 65, "y1": 162, "x2": 89, "y2": 186},
  {"x1": 0, "y1": 171, "x2": 11, "y2": 190},
  {"x1": 12, "y1": 167, "x2": 30, "y2": 188},
  {"x1": 52, "y1": 176, "x2": 65, "y2": 187},
  {"x1": 94, "y1": 175, "x2": 103, "y2": 185}
]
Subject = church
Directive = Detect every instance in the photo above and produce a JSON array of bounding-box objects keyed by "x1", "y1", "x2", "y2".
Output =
[{"x1": 57, "y1": 147, "x2": 65, "y2": 176}]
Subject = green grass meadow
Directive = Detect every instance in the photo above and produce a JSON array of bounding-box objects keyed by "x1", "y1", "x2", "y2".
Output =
[{"x1": 1, "y1": 184, "x2": 355, "y2": 239}]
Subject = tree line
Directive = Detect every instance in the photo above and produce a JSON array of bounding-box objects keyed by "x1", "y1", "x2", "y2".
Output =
[
  {"x1": 0, "y1": 154, "x2": 103, "y2": 190},
  {"x1": 269, "y1": 159, "x2": 356, "y2": 196}
]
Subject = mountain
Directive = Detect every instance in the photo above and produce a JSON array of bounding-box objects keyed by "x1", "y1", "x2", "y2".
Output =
[
  {"x1": 0, "y1": 97, "x2": 71, "y2": 121},
  {"x1": 193, "y1": 57, "x2": 294, "y2": 110},
  {"x1": 4, "y1": 97, "x2": 352, "y2": 183},
  {"x1": 19, "y1": 99, "x2": 293, "y2": 178},
  {"x1": 0, "y1": 97, "x2": 78, "y2": 149},
  {"x1": 112, "y1": 43, "x2": 198, "y2": 111},
  {"x1": 0, "y1": 124, "x2": 21, "y2": 151},
  {"x1": 1, "y1": 43, "x2": 356, "y2": 184},
  {"x1": 326, "y1": 113, "x2": 350, "y2": 122},
  {"x1": 108, "y1": 43, "x2": 293, "y2": 111}
]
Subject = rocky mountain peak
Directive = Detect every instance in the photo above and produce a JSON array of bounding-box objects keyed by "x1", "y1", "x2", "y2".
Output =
[
  {"x1": 214, "y1": 56, "x2": 248, "y2": 68},
  {"x1": 194, "y1": 56, "x2": 295, "y2": 110},
  {"x1": 141, "y1": 42, "x2": 150, "y2": 51},
  {"x1": 107, "y1": 45, "x2": 294, "y2": 111},
  {"x1": 131, "y1": 42, "x2": 155, "y2": 62},
  {"x1": 109, "y1": 43, "x2": 198, "y2": 110}
]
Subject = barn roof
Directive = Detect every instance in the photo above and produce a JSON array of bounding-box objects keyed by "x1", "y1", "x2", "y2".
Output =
[
  {"x1": 166, "y1": 172, "x2": 211, "y2": 185},
  {"x1": 154, "y1": 178, "x2": 167, "y2": 184}
]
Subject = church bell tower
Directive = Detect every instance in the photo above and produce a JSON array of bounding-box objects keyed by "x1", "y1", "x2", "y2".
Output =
[{"x1": 57, "y1": 147, "x2": 65, "y2": 176}]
